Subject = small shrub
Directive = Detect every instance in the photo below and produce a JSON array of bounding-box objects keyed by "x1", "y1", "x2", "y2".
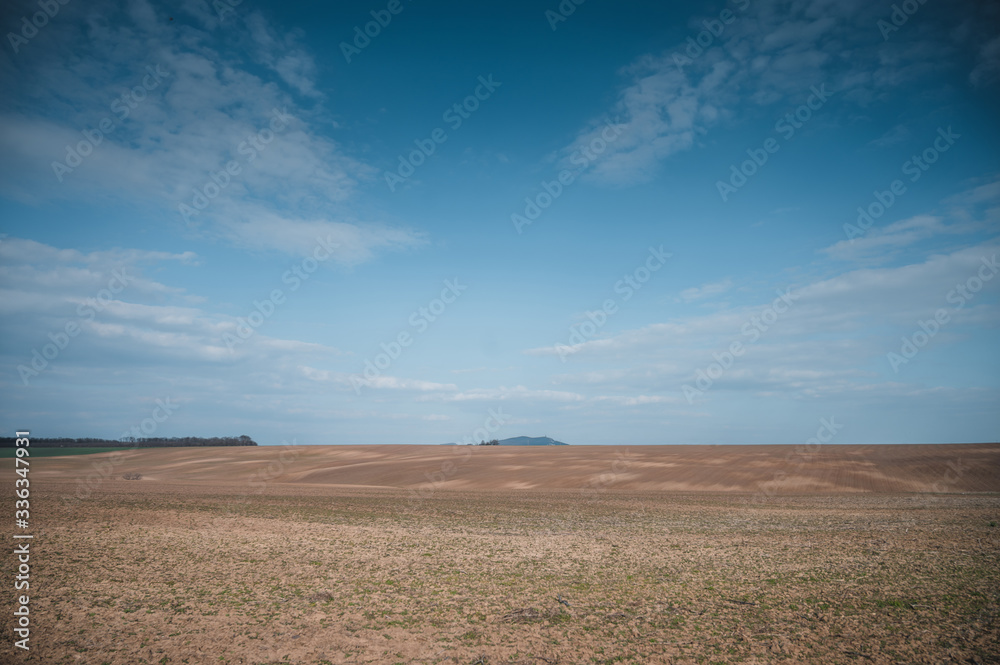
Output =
[{"x1": 122, "y1": 472, "x2": 143, "y2": 480}]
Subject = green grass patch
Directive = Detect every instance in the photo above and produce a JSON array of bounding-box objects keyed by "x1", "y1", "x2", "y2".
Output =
[{"x1": 0, "y1": 446, "x2": 132, "y2": 458}]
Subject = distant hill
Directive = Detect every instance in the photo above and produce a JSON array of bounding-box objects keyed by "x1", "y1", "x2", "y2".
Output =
[
  {"x1": 442, "y1": 436, "x2": 569, "y2": 446},
  {"x1": 498, "y1": 436, "x2": 568, "y2": 446}
]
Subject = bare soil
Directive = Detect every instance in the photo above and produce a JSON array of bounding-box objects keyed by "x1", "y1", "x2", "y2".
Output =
[
  {"x1": 2, "y1": 444, "x2": 998, "y2": 664},
  {"x1": 24, "y1": 442, "x2": 1000, "y2": 493}
]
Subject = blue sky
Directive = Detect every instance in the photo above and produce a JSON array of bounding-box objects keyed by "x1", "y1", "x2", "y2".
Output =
[{"x1": 1, "y1": 0, "x2": 998, "y2": 445}]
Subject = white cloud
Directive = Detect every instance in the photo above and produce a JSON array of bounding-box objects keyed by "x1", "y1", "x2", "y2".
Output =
[
  {"x1": 526, "y1": 234, "x2": 1000, "y2": 401},
  {"x1": 678, "y1": 278, "x2": 734, "y2": 302},
  {"x1": 825, "y1": 176, "x2": 1000, "y2": 263},
  {"x1": 592, "y1": 394, "x2": 680, "y2": 406},
  {"x1": 244, "y1": 12, "x2": 321, "y2": 98},
  {"x1": 0, "y1": 237, "x2": 197, "y2": 269},
  {"x1": 0, "y1": 0, "x2": 421, "y2": 263},
  {"x1": 558, "y1": 0, "x2": 983, "y2": 186},
  {"x1": 353, "y1": 376, "x2": 458, "y2": 392},
  {"x1": 822, "y1": 214, "x2": 952, "y2": 262},
  {"x1": 218, "y1": 214, "x2": 425, "y2": 264},
  {"x1": 869, "y1": 123, "x2": 911, "y2": 148},
  {"x1": 0, "y1": 237, "x2": 359, "y2": 383},
  {"x1": 0, "y1": 238, "x2": 197, "y2": 317},
  {"x1": 436, "y1": 386, "x2": 586, "y2": 403},
  {"x1": 563, "y1": 62, "x2": 725, "y2": 185},
  {"x1": 970, "y1": 34, "x2": 1000, "y2": 87}
]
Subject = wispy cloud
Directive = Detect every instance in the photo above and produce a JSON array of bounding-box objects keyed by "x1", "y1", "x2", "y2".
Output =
[
  {"x1": 559, "y1": 0, "x2": 994, "y2": 186},
  {"x1": 0, "y1": 0, "x2": 422, "y2": 262},
  {"x1": 678, "y1": 278, "x2": 734, "y2": 303},
  {"x1": 528, "y1": 232, "x2": 1000, "y2": 401}
]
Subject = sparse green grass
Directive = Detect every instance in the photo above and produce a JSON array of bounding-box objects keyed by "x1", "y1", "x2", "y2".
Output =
[
  {"x1": 0, "y1": 446, "x2": 131, "y2": 458},
  {"x1": 6, "y1": 481, "x2": 998, "y2": 664}
]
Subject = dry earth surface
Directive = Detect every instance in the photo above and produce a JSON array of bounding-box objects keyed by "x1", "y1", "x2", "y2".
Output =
[{"x1": 2, "y1": 443, "x2": 999, "y2": 664}]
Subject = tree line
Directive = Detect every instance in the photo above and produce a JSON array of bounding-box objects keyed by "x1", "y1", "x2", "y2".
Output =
[{"x1": 0, "y1": 435, "x2": 258, "y2": 448}]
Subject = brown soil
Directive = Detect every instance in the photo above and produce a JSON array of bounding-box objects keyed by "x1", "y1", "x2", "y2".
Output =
[
  {"x1": 2, "y1": 444, "x2": 998, "y2": 664},
  {"x1": 26, "y1": 442, "x2": 1000, "y2": 493}
]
